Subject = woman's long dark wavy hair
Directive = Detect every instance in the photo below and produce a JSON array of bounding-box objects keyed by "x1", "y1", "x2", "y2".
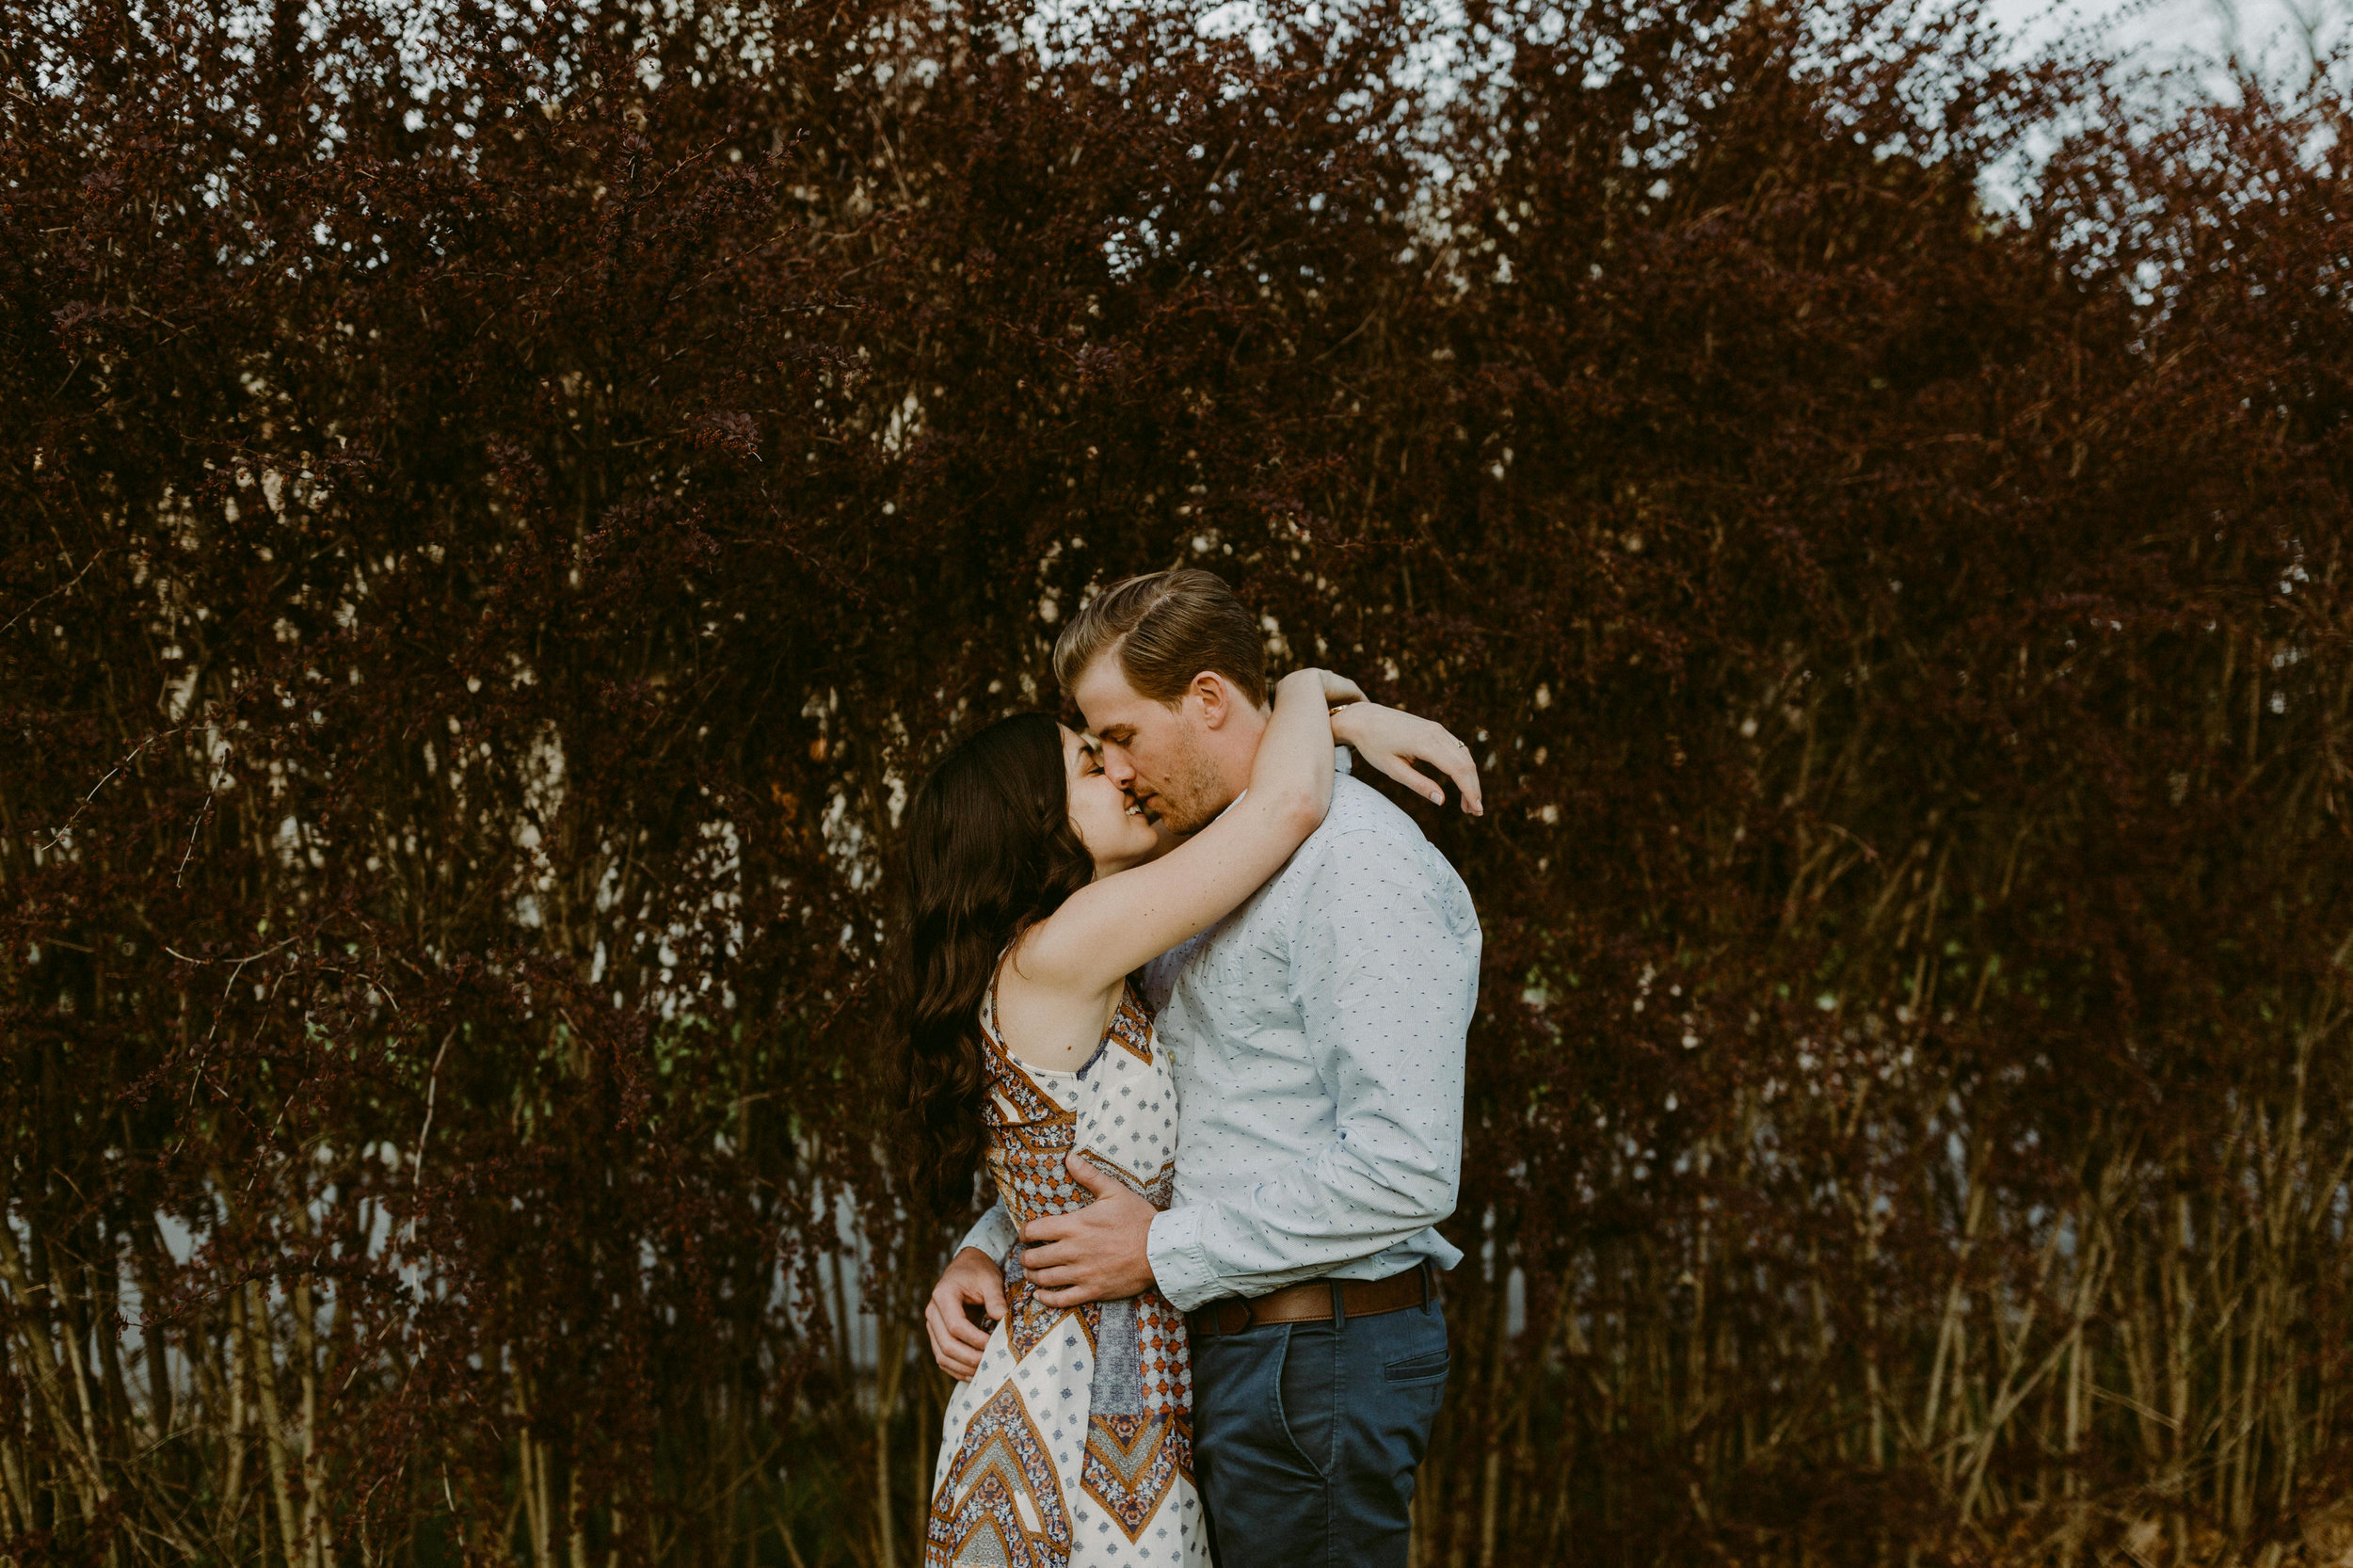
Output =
[{"x1": 893, "y1": 712, "x2": 1096, "y2": 1218}]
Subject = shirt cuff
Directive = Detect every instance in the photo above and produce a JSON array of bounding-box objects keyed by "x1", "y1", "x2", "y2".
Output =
[
  {"x1": 1145, "y1": 1207, "x2": 1222, "y2": 1314},
  {"x1": 955, "y1": 1205, "x2": 1017, "y2": 1266}
]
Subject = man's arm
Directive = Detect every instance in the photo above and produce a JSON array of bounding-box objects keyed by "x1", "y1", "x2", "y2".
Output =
[
  {"x1": 1145, "y1": 829, "x2": 1481, "y2": 1312},
  {"x1": 956, "y1": 1202, "x2": 1016, "y2": 1265}
]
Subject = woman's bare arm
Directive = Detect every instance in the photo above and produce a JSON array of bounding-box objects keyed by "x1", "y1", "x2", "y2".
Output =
[{"x1": 1332, "y1": 702, "x2": 1485, "y2": 813}]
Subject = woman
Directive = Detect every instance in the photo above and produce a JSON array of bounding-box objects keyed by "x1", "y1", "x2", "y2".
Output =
[{"x1": 895, "y1": 668, "x2": 1473, "y2": 1568}]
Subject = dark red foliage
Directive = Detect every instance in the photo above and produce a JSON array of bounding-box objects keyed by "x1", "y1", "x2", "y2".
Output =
[{"x1": 3, "y1": 0, "x2": 2347, "y2": 1561}]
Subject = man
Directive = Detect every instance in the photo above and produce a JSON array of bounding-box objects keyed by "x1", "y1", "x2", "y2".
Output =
[{"x1": 923, "y1": 568, "x2": 1482, "y2": 1568}]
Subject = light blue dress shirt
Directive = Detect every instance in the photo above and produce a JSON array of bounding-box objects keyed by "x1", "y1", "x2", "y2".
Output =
[{"x1": 958, "y1": 769, "x2": 1482, "y2": 1314}]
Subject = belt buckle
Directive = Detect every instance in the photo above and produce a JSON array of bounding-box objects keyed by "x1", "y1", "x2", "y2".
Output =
[{"x1": 1213, "y1": 1298, "x2": 1254, "y2": 1336}]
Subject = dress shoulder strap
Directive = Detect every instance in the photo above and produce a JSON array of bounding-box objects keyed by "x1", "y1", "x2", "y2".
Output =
[
  {"x1": 975, "y1": 947, "x2": 1071, "y2": 1126},
  {"x1": 978, "y1": 949, "x2": 1013, "y2": 1053}
]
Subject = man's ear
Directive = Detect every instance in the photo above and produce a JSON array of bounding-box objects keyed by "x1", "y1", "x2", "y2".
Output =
[{"x1": 1192, "y1": 672, "x2": 1231, "y2": 730}]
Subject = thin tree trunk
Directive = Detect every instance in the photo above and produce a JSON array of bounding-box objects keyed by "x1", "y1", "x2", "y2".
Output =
[{"x1": 243, "y1": 1280, "x2": 304, "y2": 1568}]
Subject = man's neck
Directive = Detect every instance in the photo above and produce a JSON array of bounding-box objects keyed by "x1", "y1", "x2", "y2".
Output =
[{"x1": 1200, "y1": 699, "x2": 1273, "y2": 818}]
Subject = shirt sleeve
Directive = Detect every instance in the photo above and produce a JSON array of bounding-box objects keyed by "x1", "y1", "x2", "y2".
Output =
[
  {"x1": 1146, "y1": 827, "x2": 1481, "y2": 1310},
  {"x1": 955, "y1": 1201, "x2": 1017, "y2": 1266}
]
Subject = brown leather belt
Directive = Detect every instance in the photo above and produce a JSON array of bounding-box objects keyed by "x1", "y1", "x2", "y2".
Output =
[{"x1": 1186, "y1": 1263, "x2": 1437, "y2": 1338}]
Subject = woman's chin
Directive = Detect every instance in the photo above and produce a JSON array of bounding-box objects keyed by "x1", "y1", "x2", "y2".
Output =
[{"x1": 1091, "y1": 836, "x2": 1158, "y2": 879}]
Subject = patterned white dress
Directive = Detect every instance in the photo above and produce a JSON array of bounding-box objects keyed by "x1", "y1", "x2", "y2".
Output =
[{"x1": 923, "y1": 972, "x2": 1211, "y2": 1568}]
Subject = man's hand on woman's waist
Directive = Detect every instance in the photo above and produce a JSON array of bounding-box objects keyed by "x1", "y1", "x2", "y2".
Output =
[
  {"x1": 924, "y1": 1248, "x2": 1005, "y2": 1382},
  {"x1": 1021, "y1": 1154, "x2": 1160, "y2": 1308}
]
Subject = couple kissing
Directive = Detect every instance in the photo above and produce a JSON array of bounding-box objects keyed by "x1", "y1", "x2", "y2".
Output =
[{"x1": 893, "y1": 568, "x2": 1484, "y2": 1567}]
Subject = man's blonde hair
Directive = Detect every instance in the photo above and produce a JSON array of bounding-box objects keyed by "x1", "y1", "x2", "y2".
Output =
[{"x1": 1051, "y1": 569, "x2": 1268, "y2": 708}]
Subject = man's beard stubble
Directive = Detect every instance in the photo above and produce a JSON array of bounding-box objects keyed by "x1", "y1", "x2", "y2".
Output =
[{"x1": 1143, "y1": 734, "x2": 1234, "y2": 838}]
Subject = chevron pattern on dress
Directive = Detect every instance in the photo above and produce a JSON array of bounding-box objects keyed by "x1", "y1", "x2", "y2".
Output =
[
  {"x1": 925, "y1": 1384, "x2": 1071, "y2": 1568},
  {"x1": 1080, "y1": 1413, "x2": 1184, "y2": 1544}
]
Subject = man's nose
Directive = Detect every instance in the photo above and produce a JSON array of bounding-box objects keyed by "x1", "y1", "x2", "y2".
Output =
[{"x1": 1100, "y1": 746, "x2": 1139, "y2": 787}]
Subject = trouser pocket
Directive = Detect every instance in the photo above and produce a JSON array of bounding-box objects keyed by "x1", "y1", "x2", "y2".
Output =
[
  {"x1": 1273, "y1": 1321, "x2": 1337, "y2": 1479},
  {"x1": 1191, "y1": 1324, "x2": 1326, "y2": 1567}
]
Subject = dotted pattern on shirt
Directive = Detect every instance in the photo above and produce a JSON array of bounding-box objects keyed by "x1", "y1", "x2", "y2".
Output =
[{"x1": 1142, "y1": 775, "x2": 1482, "y2": 1304}]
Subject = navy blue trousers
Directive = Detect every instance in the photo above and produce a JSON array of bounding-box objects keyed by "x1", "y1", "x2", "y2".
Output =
[{"x1": 1188, "y1": 1288, "x2": 1449, "y2": 1568}]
